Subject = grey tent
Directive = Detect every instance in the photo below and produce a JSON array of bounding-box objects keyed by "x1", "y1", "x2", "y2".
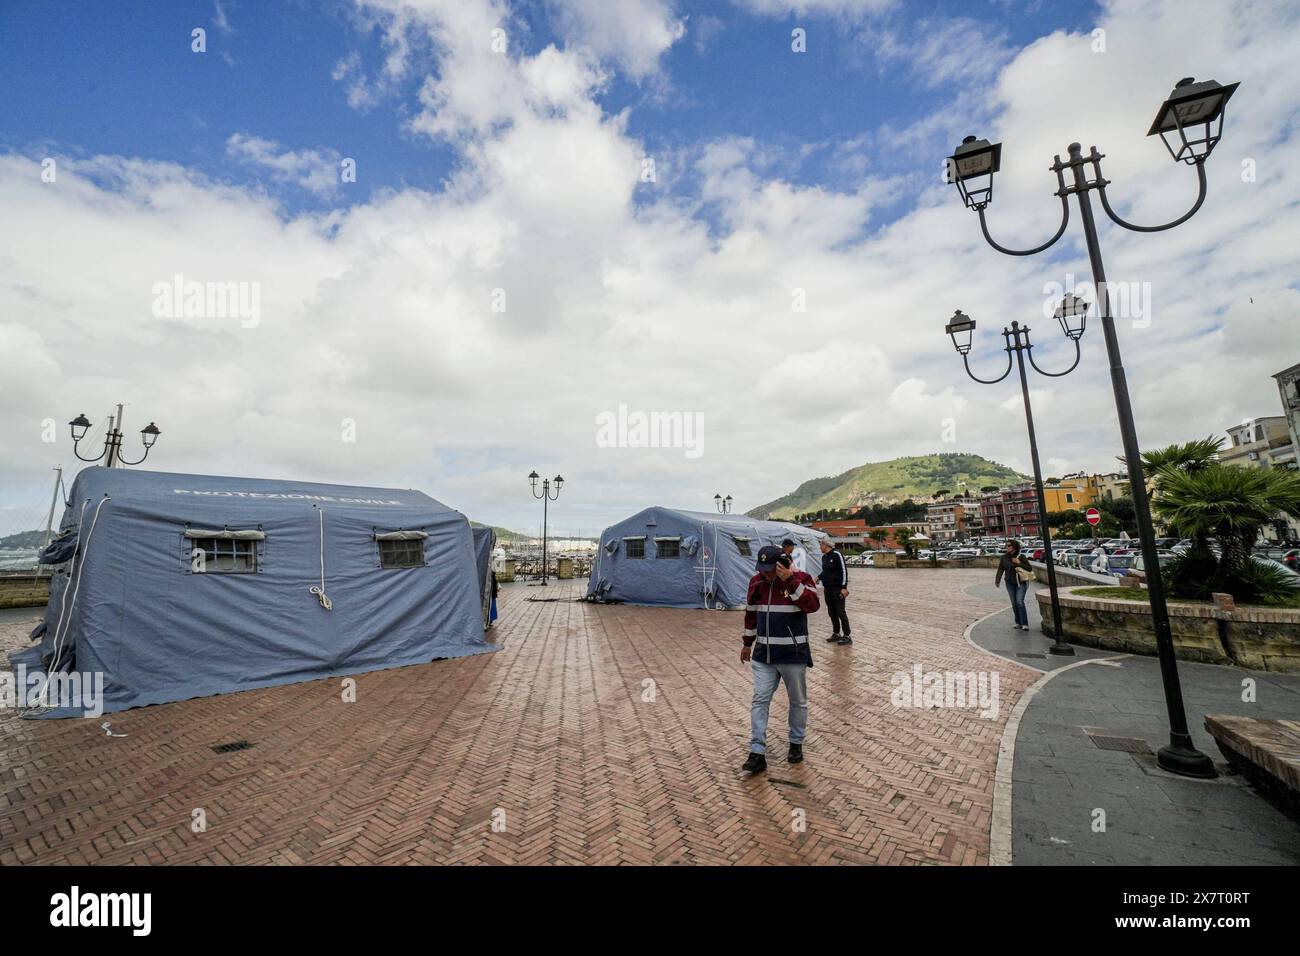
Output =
[
  {"x1": 16, "y1": 466, "x2": 497, "y2": 717},
  {"x1": 470, "y1": 525, "x2": 497, "y2": 628},
  {"x1": 587, "y1": 507, "x2": 827, "y2": 609}
]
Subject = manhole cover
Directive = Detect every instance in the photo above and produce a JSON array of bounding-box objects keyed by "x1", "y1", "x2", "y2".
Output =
[
  {"x1": 1086, "y1": 734, "x2": 1152, "y2": 754},
  {"x1": 211, "y1": 740, "x2": 254, "y2": 754}
]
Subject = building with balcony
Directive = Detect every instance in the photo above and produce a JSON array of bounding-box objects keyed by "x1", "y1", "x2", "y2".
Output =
[
  {"x1": 979, "y1": 492, "x2": 1006, "y2": 535},
  {"x1": 1001, "y1": 483, "x2": 1041, "y2": 540},
  {"x1": 1221, "y1": 416, "x2": 1295, "y2": 470},
  {"x1": 1095, "y1": 472, "x2": 1130, "y2": 502},
  {"x1": 1274, "y1": 363, "x2": 1300, "y2": 467}
]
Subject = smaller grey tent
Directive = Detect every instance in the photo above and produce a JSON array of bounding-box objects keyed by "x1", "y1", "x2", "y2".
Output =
[
  {"x1": 470, "y1": 525, "x2": 497, "y2": 628},
  {"x1": 587, "y1": 507, "x2": 827, "y2": 609}
]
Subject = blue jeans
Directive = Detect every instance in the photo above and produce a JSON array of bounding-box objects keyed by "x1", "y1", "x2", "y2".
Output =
[
  {"x1": 750, "y1": 659, "x2": 808, "y2": 754},
  {"x1": 1006, "y1": 579, "x2": 1029, "y2": 627}
]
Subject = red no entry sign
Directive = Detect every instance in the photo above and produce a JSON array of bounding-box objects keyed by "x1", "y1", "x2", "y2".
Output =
[{"x1": 1085, "y1": 507, "x2": 1101, "y2": 526}]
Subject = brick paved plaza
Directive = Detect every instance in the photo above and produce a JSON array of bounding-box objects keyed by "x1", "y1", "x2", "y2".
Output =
[{"x1": 0, "y1": 570, "x2": 1039, "y2": 865}]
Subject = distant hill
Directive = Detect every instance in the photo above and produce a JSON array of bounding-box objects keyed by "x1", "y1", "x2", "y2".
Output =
[
  {"x1": 470, "y1": 523, "x2": 528, "y2": 542},
  {"x1": 0, "y1": 529, "x2": 45, "y2": 550},
  {"x1": 748, "y1": 453, "x2": 1027, "y2": 520}
]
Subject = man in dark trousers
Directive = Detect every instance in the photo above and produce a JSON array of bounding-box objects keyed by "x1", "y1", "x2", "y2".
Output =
[
  {"x1": 817, "y1": 538, "x2": 851, "y2": 645},
  {"x1": 741, "y1": 546, "x2": 820, "y2": 774}
]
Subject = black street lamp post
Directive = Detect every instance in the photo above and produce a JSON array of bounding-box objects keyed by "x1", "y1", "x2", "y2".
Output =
[
  {"x1": 528, "y1": 470, "x2": 563, "y2": 585},
  {"x1": 70, "y1": 409, "x2": 161, "y2": 467},
  {"x1": 945, "y1": 300, "x2": 1087, "y2": 657},
  {"x1": 944, "y1": 77, "x2": 1237, "y2": 778},
  {"x1": 714, "y1": 493, "x2": 733, "y2": 515}
]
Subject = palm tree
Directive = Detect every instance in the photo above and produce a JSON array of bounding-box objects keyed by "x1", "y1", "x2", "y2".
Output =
[
  {"x1": 1121, "y1": 436, "x2": 1224, "y2": 497},
  {"x1": 1153, "y1": 463, "x2": 1300, "y2": 574}
]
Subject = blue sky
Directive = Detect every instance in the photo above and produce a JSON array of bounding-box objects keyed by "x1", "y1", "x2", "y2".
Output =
[
  {"x1": 3, "y1": 0, "x2": 1097, "y2": 218},
  {"x1": 1, "y1": 0, "x2": 1295, "y2": 538}
]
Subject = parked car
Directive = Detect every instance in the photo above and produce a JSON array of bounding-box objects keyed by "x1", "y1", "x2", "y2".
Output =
[
  {"x1": 1105, "y1": 554, "x2": 1138, "y2": 576},
  {"x1": 1132, "y1": 551, "x2": 1179, "y2": 574},
  {"x1": 1251, "y1": 556, "x2": 1300, "y2": 585}
]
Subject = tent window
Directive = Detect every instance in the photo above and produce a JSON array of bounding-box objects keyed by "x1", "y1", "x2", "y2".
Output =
[
  {"x1": 626, "y1": 539, "x2": 646, "y2": 559},
  {"x1": 656, "y1": 539, "x2": 680, "y2": 559},
  {"x1": 733, "y1": 538, "x2": 753, "y2": 557},
  {"x1": 379, "y1": 537, "x2": 426, "y2": 569},
  {"x1": 190, "y1": 537, "x2": 258, "y2": 574}
]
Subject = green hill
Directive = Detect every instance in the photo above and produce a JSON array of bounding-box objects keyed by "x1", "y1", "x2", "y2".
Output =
[
  {"x1": 0, "y1": 529, "x2": 45, "y2": 549},
  {"x1": 470, "y1": 522, "x2": 528, "y2": 542},
  {"x1": 748, "y1": 453, "x2": 1027, "y2": 520}
]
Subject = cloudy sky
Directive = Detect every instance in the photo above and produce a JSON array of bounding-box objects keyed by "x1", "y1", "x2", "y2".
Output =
[{"x1": 1, "y1": 0, "x2": 1297, "y2": 538}]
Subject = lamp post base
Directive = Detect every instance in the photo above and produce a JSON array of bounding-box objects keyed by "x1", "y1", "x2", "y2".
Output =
[
  {"x1": 1047, "y1": 640, "x2": 1076, "y2": 656},
  {"x1": 1157, "y1": 742, "x2": 1217, "y2": 779}
]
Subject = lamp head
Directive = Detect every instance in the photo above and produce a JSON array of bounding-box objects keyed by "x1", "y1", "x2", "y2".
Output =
[
  {"x1": 69, "y1": 413, "x2": 91, "y2": 443},
  {"x1": 1147, "y1": 77, "x2": 1239, "y2": 164},
  {"x1": 945, "y1": 310, "x2": 977, "y2": 355},
  {"x1": 946, "y1": 136, "x2": 1002, "y2": 209},
  {"x1": 1053, "y1": 294, "x2": 1089, "y2": 341}
]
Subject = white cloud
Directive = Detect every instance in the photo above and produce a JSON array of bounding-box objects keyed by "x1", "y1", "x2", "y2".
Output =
[
  {"x1": 2, "y1": 0, "x2": 1297, "y2": 537},
  {"x1": 545, "y1": 0, "x2": 685, "y2": 79},
  {"x1": 225, "y1": 134, "x2": 342, "y2": 197}
]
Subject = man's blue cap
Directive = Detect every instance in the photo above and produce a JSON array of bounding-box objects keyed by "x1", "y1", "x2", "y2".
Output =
[{"x1": 756, "y1": 545, "x2": 782, "y2": 571}]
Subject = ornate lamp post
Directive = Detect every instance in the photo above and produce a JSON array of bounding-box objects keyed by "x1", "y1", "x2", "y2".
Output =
[
  {"x1": 528, "y1": 470, "x2": 564, "y2": 585},
  {"x1": 943, "y1": 77, "x2": 1239, "y2": 778},
  {"x1": 945, "y1": 298, "x2": 1088, "y2": 657},
  {"x1": 714, "y1": 493, "x2": 733, "y2": 515},
  {"x1": 70, "y1": 408, "x2": 161, "y2": 467}
]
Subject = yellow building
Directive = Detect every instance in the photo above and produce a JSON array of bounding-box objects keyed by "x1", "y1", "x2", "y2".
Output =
[{"x1": 1043, "y1": 474, "x2": 1100, "y2": 513}]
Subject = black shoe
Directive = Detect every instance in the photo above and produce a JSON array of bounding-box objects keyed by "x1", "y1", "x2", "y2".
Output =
[
  {"x1": 787, "y1": 743, "x2": 804, "y2": 764},
  {"x1": 742, "y1": 752, "x2": 767, "y2": 774},
  {"x1": 835, "y1": 635, "x2": 853, "y2": 645},
  {"x1": 826, "y1": 633, "x2": 841, "y2": 642}
]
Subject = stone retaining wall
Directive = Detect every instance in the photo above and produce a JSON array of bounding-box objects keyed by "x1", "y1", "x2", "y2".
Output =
[
  {"x1": 1035, "y1": 586, "x2": 1300, "y2": 673},
  {"x1": 0, "y1": 574, "x2": 50, "y2": 609}
]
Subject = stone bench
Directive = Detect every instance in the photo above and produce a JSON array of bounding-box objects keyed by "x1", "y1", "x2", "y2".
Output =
[{"x1": 1205, "y1": 715, "x2": 1300, "y2": 818}]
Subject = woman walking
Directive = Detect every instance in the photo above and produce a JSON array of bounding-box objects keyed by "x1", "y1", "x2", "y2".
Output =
[{"x1": 995, "y1": 540, "x2": 1034, "y2": 630}]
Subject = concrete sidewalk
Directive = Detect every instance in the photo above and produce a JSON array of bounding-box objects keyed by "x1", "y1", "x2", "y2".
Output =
[{"x1": 968, "y1": 581, "x2": 1300, "y2": 865}]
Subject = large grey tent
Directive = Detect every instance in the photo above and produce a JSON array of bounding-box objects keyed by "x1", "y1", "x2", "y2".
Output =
[
  {"x1": 16, "y1": 467, "x2": 497, "y2": 717},
  {"x1": 587, "y1": 507, "x2": 828, "y2": 609}
]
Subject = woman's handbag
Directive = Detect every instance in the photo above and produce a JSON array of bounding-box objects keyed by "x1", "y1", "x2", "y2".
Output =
[{"x1": 1015, "y1": 564, "x2": 1034, "y2": 584}]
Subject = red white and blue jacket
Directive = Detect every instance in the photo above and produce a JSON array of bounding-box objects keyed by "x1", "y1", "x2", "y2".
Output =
[{"x1": 742, "y1": 570, "x2": 821, "y2": 666}]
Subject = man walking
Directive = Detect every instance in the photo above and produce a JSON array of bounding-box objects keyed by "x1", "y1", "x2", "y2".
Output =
[
  {"x1": 817, "y1": 539, "x2": 851, "y2": 645},
  {"x1": 741, "y1": 546, "x2": 820, "y2": 774},
  {"x1": 781, "y1": 537, "x2": 808, "y2": 573}
]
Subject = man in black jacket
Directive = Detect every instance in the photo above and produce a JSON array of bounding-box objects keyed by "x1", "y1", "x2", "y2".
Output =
[{"x1": 817, "y1": 539, "x2": 851, "y2": 645}]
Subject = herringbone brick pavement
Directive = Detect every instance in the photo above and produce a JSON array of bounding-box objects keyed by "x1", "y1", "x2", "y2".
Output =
[{"x1": 0, "y1": 569, "x2": 1036, "y2": 865}]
